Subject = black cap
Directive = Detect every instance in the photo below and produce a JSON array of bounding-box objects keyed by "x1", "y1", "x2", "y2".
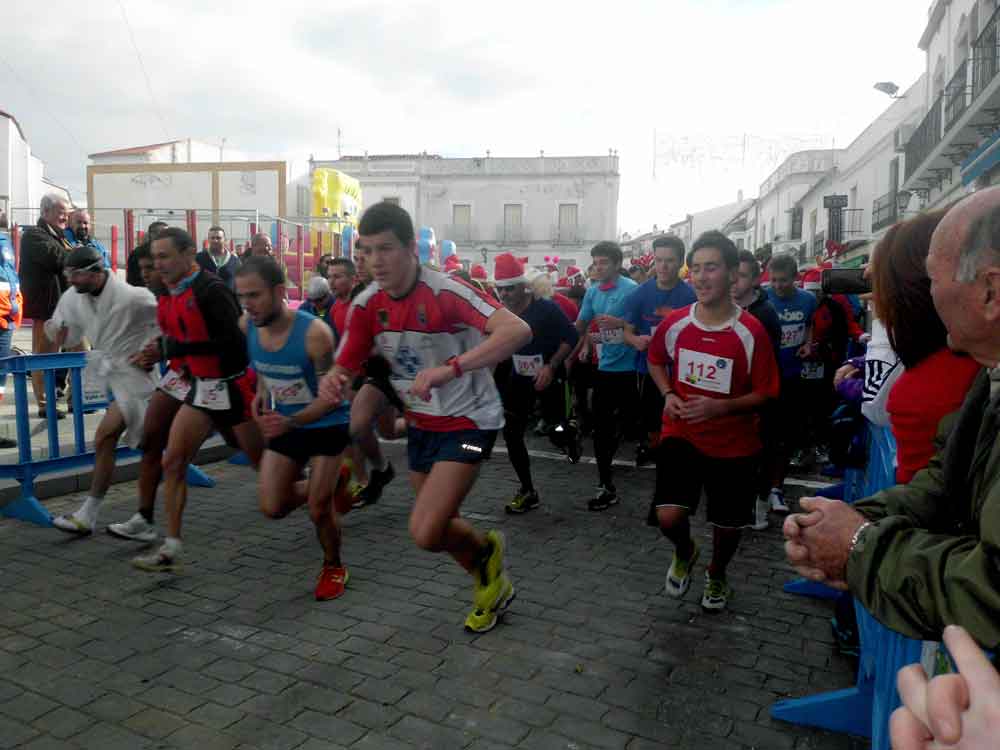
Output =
[{"x1": 65, "y1": 245, "x2": 104, "y2": 270}]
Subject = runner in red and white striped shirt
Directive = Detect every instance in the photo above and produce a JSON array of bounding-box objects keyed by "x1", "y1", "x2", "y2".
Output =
[{"x1": 321, "y1": 202, "x2": 532, "y2": 633}]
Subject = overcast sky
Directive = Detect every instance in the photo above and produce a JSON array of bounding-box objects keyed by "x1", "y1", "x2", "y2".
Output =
[{"x1": 2, "y1": 0, "x2": 927, "y2": 234}]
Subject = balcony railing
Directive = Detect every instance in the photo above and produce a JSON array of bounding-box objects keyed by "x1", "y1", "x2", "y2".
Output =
[
  {"x1": 496, "y1": 224, "x2": 528, "y2": 244},
  {"x1": 441, "y1": 224, "x2": 476, "y2": 243},
  {"x1": 842, "y1": 209, "x2": 866, "y2": 237},
  {"x1": 905, "y1": 94, "x2": 943, "y2": 183},
  {"x1": 551, "y1": 224, "x2": 587, "y2": 245},
  {"x1": 945, "y1": 60, "x2": 972, "y2": 132},
  {"x1": 812, "y1": 230, "x2": 826, "y2": 257},
  {"x1": 872, "y1": 192, "x2": 898, "y2": 232},
  {"x1": 973, "y1": 5, "x2": 1000, "y2": 100}
]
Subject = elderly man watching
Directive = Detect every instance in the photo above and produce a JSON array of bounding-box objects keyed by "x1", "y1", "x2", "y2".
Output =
[
  {"x1": 784, "y1": 186, "x2": 1000, "y2": 650},
  {"x1": 19, "y1": 193, "x2": 72, "y2": 418},
  {"x1": 248, "y1": 233, "x2": 273, "y2": 258}
]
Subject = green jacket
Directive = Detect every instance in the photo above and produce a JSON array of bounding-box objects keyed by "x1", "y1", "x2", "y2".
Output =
[{"x1": 847, "y1": 368, "x2": 1000, "y2": 648}]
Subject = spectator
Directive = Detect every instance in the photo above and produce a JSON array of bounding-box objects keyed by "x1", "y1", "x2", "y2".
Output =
[
  {"x1": 0, "y1": 232, "x2": 21, "y2": 447},
  {"x1": 127, "y1": 221, "x2": 168, "y2": 287},
  {"x1": 530, "y1": 271, "x2": 578, "y2": 322},
  {"x1": 299, "y1": 276, "x2": 334, "y2": 326},
  {"x1": 19, "y1": 193, "x2": 72, "y2": 418},
  {"x1": 248, "y1": 233, "x2": 274, "y2": 258},
  {"x1": 870, "y1": 210, "x2": 981, "y2": 484},
  {"x1": 65, "y1": 209, "x2": 110, "y2": 267},
  {"x1": 783, "y1": 186, "x2": 1000, "y2": 649},
  {"x1": 196, "y1": 225, "x2": 240, "y2": 289}
]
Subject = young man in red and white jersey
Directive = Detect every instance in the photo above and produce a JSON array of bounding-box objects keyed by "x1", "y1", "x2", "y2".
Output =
[
  {"x1": 321, "y1": 202, "x2": 532, "y2": 633},
  {"x1": 647, "y1": 231, "x2": 779, "y2": 611}
]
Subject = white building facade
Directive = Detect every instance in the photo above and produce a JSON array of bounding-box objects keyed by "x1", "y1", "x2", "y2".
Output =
[
  {"x1": 902, "y1": 0, "x2": 1000, "y2": 209},
  {"x1": 309, "y1": 154, "x2": 620, "y2": 268},
  {"x1": 0, "y1": 110, "x2": 71, "y2": 225}
]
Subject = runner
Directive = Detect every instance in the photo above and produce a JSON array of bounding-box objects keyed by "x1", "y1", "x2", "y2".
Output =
[
  {"x1": 765, "y1": 252, "x2": 818, "y2": 513},
  {"x1": 647, "y1": 231, "x2": 779, "y2": 611},
  {"x1": 236, "y1": 256, "x2": 353, "y2": 600},
  {"x1": 321, "y1": 201, "x2": 531, "y2": 632},
  {"x1": 732, "y1": 250, "x2": 782, "y2": 530},
  {"x1": 492, "y1": 253, "x2": 579, "y2": 513},
  {"x1": 570, "y1": 241, "x2": 638, "y2": 510},
  {"x1": 129, "y1": 227, "x2": 264, "y2": 572},
  {"x1": 623, "y1": 235, "x2": 696, "y2": 466},
  {"x1": 48, "y1": 246, "x2": 160, "y2": 535}
]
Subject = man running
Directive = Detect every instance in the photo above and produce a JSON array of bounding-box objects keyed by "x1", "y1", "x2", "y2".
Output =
[
  {"x1": 647, "y1": 231, "x2": 779, "y2": 611},
  {"x1": 623, "y1": 235, "x2": 696, "y2": 466},
  {"x1": 765, "y1": 253, "x2": 818, "y2": 513},
  {"x1": 492, "y1": 253, "x2": 578, "y2": 513},
  {"x1": 237, "y1": 257, "x2": 353, "y2": 600},
  {"x1": 571, "y1": 241, "x2": 638, "y2": 510},
  {"x1": 321, "y1": 201, "x2": 531, "y2": 633},
  {"x1": 129, "y1": 227, "x2": 263, "y2": 572},
  {"x1": 48, "y1": 246, "x2": 160, "y2": 534}
]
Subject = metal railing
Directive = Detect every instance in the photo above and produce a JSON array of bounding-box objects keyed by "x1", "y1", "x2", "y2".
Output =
[
  {"x1": 973, "y1": 4, "x2": 1000, "y2": 100},
  {"x1": 944, "y1": 60, "x2": 972, "y2": 132},
  {"x1": 551, "y1": 224, "x2": 586, "y2": 245},
  {"x1": 905, "y1": 94, "x2": 943, "y2": 182},
  {"x1": 441, "y1": 224, "x2": 476, "y2": 243},
  {"x1": 872, "y1": 192, "x2": 898, "y2": 232},
  {"x1": 496, "y1": 224, "x2": 528, "y2": 244},
  {"x1": 842, "y1": 209, "x2": 866, "y2": 237}
]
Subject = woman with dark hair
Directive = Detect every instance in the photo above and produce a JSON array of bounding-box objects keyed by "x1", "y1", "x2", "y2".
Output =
[{"x1": 871, "y1": 210, "x2": 982, "y2": 484}]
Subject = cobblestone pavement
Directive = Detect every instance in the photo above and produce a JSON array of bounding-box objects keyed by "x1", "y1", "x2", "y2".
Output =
[{"x1": 0, "y1": 439, "x2": 868, "y2": 749}]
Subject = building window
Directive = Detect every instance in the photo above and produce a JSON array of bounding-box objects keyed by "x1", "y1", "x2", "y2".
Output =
[
  {"x1": 503, "y1": 203, "x2": 523, "y2": 227},
  {"x1": 453, "y1": 204, "x2": 471, "y2": 226},
  {"x1": 383, "y1": 197, "x2": 401, "y2": 206},
  {"x1": 558, "y1": 203, "x2": 578, "y2": 228},
  {"x1": 736, "y1": 238, "x2": 745, "y2": 250},
  {"x1": 789, "y1": 207, "x2": 803, "y2": 240}
]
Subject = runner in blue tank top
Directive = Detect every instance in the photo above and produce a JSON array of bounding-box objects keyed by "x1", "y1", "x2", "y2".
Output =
[{"x1": 236, "y1": 257, "x2": 354, "y2": 602}]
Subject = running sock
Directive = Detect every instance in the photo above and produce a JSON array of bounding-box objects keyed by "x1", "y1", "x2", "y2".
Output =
[
  {"x1": 139, "y1": 507, "x2": 154, "y2": 524},
  {"x1": 76, "y1": 496, "x2": 103, "y2": 526},
  {"x1": 162, "y1": 537, "x2": 182, "y2": 558}
]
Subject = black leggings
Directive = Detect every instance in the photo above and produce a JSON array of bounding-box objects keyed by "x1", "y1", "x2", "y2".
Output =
[
  {"x1": 592, "y1": 370, "x2": 637, "y2": 487},
  {"x1": 498, "y1": 364, "x2": 568, "y2": 492}
]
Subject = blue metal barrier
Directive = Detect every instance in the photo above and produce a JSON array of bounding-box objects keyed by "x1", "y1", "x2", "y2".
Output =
[
  {"x1": 773, "y1": 423, "x2": 924, "y2": 749},
  {"x1": 0, "y1": 352, "x2": 214, "y2": 527}
]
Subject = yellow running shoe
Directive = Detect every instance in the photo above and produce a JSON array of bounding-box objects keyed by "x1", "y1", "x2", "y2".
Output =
[
  {"x1": 465, "y1": 573, "x2": 514, "y2": 633},
  {"x1": 465, "y1": 530, "x2": 516, "y2": 632}
]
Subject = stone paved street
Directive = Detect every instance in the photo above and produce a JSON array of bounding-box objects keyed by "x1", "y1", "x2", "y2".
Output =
[{"x1": 0, "y1": 441, "x2": 868, "y2": 749}]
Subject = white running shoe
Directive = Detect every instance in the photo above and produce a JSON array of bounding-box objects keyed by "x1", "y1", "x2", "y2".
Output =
[
  {"x1": 752, "y1": 499, "x2": 770, "y2": 531},
  {"x1": 52, "y1": 512, "x2": 94, "y2": 536},
  {"x1": 107, "y1": 513, "x2": 158, "y2": 543},
  {"x1": 768, "y1": 489, "x2": 790, "y2": 514}
]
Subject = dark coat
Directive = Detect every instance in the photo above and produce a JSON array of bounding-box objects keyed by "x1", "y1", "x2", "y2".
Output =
[
  {"x1": 19, "y1": 219, "x2": 70, "y2": 320},
  {"x1": 195, "y1": 250, "x2": 241, "y2": 290}
]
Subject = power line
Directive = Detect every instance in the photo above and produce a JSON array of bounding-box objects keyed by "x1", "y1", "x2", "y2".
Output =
[{"x1": 117, "y1": 0, "x2": 171, "y2": 140}]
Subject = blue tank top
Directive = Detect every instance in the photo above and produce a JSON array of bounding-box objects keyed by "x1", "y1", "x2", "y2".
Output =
[{"x1": 247, "y1": 310, "x2": 348, "y2": 428}]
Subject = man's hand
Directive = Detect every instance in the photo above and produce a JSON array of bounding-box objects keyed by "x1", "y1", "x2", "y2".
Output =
[
  {"x1": 633, "y1": 334, "x2": 651, "y2": 353},
  {"x1": 783, "y1": 497, "x2": 866, "y2": 588},
  {"x1": 54, "y1": 324, "x2": 69, "y2": 349},
  {"x1": 834, "y1": 363, "x2": 859, "y2": 388},
  {"x1": 595, "y1": 314, "x2": 626, "y2": 330},
  {"x1": 676, "y1": 395, "x2": 727, "y2": 424},
  {"x1": 796, "y1": 342, "x2": 815, "y2": 359},
  {"x1": 534, "y1": 364, "x2": 555, "y2": 391},
  {"x1": 251, "y1": 391, "x2": 267, "y2": 419},
  {"x1": 129, "y1": 340, "x2": 161, "y2": 370},
  {"x1": 663, "y1": 393, "x2": 685, "y2": 421},
  {"x1": 319, "y1": 370, "x2": 350, "y2": 403},
  {"x1": 410, "y1": 365, "x2": 454, "y2": 402},
  {"x1": 892, "y1": 625, "x2": 1000, "y2": 750},
  {"x1": 256, "y1": 410, "x2": 292, "y2": 440}
]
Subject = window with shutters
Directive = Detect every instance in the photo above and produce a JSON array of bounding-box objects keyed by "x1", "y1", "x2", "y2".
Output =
[{"x1": 789, "y1": 207, "x2": 803, "y2": 240}]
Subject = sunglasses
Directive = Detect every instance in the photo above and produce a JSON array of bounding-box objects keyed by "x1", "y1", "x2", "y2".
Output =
[{"x1": 63, "y1": 261, "x2": 103, "y2": 278}]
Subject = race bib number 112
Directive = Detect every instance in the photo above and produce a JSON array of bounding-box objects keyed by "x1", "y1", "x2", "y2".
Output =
[{"x1": 678, "y1": 348, "x2": 734, "y2": 395}]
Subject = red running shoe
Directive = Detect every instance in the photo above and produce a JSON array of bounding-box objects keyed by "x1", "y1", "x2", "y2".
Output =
[{"x1": 315, "y1": 565, "x2": 349, "y2": 601}]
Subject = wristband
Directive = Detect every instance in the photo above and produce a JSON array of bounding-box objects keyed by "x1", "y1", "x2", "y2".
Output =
[
  {"x1": 848, "y1": 521, "x2": 873, "y2": 556},
  {"x1": 448, "y1": 356, "x2": 463, "y2": 379}
]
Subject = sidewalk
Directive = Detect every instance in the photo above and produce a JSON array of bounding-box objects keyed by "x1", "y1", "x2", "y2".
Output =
[{"x1": 0, "y1": 442, "x2": 866, "y2": 750}]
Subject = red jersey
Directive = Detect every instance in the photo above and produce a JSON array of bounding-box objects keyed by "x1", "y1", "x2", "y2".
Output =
[
  {"x1": 647, "y1": 304, "x2": 780, "y2": 458},
  {"x1": 331, "y1": 298, "x2": 350, "y2": 340},
  {"x1": 336, "y1": 267, "x2": 504, "y2": 432},
  {"x1": 552, "y1": 292, "x2": 578, "y2": 323}
]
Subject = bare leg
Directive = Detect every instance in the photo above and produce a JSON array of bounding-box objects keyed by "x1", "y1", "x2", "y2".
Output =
[
  {"x1": 161, "y1": 405, "x2": 214, "y2": 539},
  {"x1": 90, "y1": 403, "x2": 126, "y2": 497},
  {"x1": 257, "y1": 450, "x2": 308, "y2": 519},
  {"x1": 138, "y1": 390, "x2": 183, "y2": 519},
  {"x1": 408, "y1": 463, "x2": 487, "y2": 572},
  {"x1": 308, "y1": 454, "x2": 348, "y2": 566}
]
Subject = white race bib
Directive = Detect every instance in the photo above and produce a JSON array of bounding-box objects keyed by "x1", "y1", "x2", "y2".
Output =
[
  {"x1": 512, "y1": 354, "x2": 543, "y2": 378},
  {"x1": 391, "y1": 377, "x2": 445, "y2": 416},
  {"x1": 599, "y1": 327, "x2": 625, "y2": 345},
  {"x1": 159, "y1": 369, "x2": 192, "y2": 401},
  {"x1": 780, "y1": 324, "x2": 806, "y2": 349},
  {"x1": 82, "y1": 367, "x2": 109, "y2": 407},
  {"x1": 801, "y1": 361, "x2": 826, "y2": 380},
  {"x1": 192, "y1": 378, "x2": 231, "y2": 411},
  {"x1": 266, "y1": 376, "x2": 313, "y2": 406},
  {"x1": 678, "y1": 348, "x2": 734, "y2": 395}
]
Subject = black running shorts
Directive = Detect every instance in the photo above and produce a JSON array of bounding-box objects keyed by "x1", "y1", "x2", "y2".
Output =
[{"x1": 268, "y1": 424, "x2": 350, "y2": 466}]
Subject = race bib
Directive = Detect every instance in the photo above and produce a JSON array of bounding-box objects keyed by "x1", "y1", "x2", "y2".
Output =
[
  {"x1": 801, "y1": 361, "x2": 826, "y2": 380},
  {"x1": 391, "y1": 377, "x2": 445, "y2": 416},
  {"x1": 159, "y1": 369, "x2": 192, "y2": 401},
  {"x1": 82, "y1": 367, "x2": 109, "y2": 407},
  {"x1": 266, "y1": 376, "x2": 313, "y2": 406},
  {"x1": 192, "y1": 378, "x2": 231, "y2": 411},
  {"x1": 678, "y1": 348, "x2": 734, "y2": 395},
  {"x1": 780, "y1": 324, "x2": 806, "y2": 349},
  {"x1": 512, "y1": 354, "x2": 543, "y2": 378},
  {"x1": 599, "y1": 327, "x2": 625, "y2": 345}
]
